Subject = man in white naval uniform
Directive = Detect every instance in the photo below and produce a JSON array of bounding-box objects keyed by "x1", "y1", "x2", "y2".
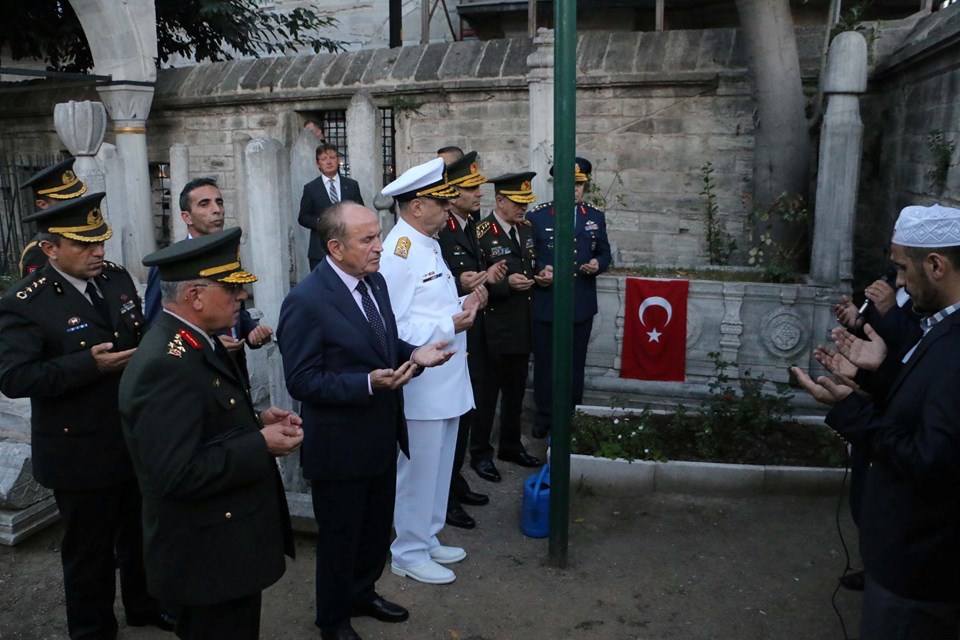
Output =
[{"x1": 380, "y1": 159, "x2": 488, "y2": 585}]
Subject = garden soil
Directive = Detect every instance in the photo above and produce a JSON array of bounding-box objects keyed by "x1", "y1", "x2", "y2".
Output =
[{"x1": 0, "y1": 451, "x2": 863, "y2": 640}]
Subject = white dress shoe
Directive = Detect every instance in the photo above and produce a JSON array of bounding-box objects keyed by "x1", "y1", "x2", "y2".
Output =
[
  {"x1": 391, "y1": 559, "x2": 456, "y2": 584},
  {"x1": 429, "y1": 545, "x2": 466, "y2": 564}
]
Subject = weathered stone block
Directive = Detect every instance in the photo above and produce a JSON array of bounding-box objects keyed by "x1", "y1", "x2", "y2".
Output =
[
  {"x1": 414, "y1": 43, "x2": 448, "y2": 82},
  {"x1": 277, "y1": 55, "x2": 314, "y2": 90},
  {"x1": 635, "y1": 32, "x2": 670, "y2": 72},
  {"x1": 502, "y1": 38, "x2": 534, "y2": 77},
  {"x1": 439, "y1": 40, "x2": 484, "y2": 79},
  {"x1": 390, "y1": 45, "x2": 425, "y2": 81},
  {"x1": 0, "y1": 442, "x2": 50, "y2": 510},
  {"x1": 256, "y1": 57, "x2": 294, "y2": 90},
  {"x1": 217, "y1": 59, "x2": 258, "y2": 95},
  {"x1": 299, "y1": 52, "x2": 337, "y2": 88},
  {"x1": 477, "y1": 39, "x2": 509, "y2": 78},
  {"x1": 240, "y1": 58, "x2": 278, "y2": 91},
  {"x1": 603, "y1": 32, "x2": 639, "y2": 74},
  {"x1": 342, "y1": 49, "x2": 375, "y2": 86},
  {"x1": 578, "y1": 32, "x2": 611, "y2": 72},
  {"x1": 362, "y1": 48, "x2": 401, "y2": 85},
  {"x1": 697, "y1": 28, "x2": 737, "y2": 70}
]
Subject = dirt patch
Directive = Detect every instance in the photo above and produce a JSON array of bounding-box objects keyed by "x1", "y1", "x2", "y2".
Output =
[{"x1": 1, "y1": 460, "x2": 864, "y2": 640}]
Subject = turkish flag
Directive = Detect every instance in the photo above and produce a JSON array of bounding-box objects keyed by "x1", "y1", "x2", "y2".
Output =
[{"x1": 620, "y1": 278, "x2": 688, "y2": 381}]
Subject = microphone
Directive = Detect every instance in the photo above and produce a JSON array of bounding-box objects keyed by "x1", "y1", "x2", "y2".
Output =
[{"x1": 858, "y1": 267, "x2": 898, "y2": 314}]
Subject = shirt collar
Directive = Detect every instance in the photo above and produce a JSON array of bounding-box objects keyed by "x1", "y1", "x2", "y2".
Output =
[
  {"x1": 919, "y1": 301, "x2": 960, "y2": 335},
  {"x1": 493, "y1": 212, "x2": 513, "y2": 235},
  {"x1": 326, "y1": 255, "x2": 362, "y2": 292},
  {"x1": 49, "y1": 263, "x2": 90, "y2": 297}
]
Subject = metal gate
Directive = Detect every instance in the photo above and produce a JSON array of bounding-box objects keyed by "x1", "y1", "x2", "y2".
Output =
[{"x1": 0, "y1": 153, "x2": 64, "y2": 280}]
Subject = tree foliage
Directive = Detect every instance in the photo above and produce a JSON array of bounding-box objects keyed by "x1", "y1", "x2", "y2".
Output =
[{"x1": 0, "y1": 0, "x2": 342, "y2": 73}]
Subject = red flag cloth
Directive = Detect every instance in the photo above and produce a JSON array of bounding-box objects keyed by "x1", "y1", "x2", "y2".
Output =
[{"x1": 620, "y1": 278, "x2": 688, "y2": 382}]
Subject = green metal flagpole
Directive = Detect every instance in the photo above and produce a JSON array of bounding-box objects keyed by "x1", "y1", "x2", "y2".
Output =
[{"x1": 548, "y1": 0, "x2": 576, "y2": 568}]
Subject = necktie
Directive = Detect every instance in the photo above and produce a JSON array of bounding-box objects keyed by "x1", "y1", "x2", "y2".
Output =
[
  {"x1": 328, "y1": 179, "x2": 339, "y2": 203},
  {"x1": 85, "y1": 281, "x2": 111, "y2": 325},
  {"x1": 356, "y1": 279, "x2": 389, "y2": 359},
  {"x1": 509, "y1": 226, "x2": 520, "y2": 251}
]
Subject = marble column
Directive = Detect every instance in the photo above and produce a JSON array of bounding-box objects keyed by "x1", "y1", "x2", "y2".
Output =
[
  {"x1": 346, "y1": 91, "x2": 381, "y2": 207},
  {"x1": 809, "y1": 31, "x2": 867, "y2": 285},
  {"x1": 168, "y1": 143, "x2": 190, "y2": 243},
  {"x1": 97, "y1": 84, "x2": 156, "y2": 281},
  {"x1": 527, "y1": 28, "x2": 556, "y2": 204}
]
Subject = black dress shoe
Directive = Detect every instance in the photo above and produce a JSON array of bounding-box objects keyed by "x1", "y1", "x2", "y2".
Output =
[
  {"x1": 471, "y1": 458, "x2": 501, "y2": 482},
  {"x1": 446, "y1": 505, "x2": 476, "y2": 529},
  {"x1": 459, "y1": 490, "x2": 489, "y2": 506},
  {"x1": 126, "y1": 610, "x2": 177, "y2": 632},
  {"x1": 320, "y1": 625, "x2": 363, "y2": 640},
  {"x1": 839, "y1": 570, "x2": 865, "y2": 591},
  {"x1": 498, "y1": 449, "x2": 542, "y2": 468},
  {"x1": 350, "y1": 596, "x2": 409, "y2": 623}
]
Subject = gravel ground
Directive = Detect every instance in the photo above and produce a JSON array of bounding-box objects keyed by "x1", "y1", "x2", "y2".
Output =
[{"x1": 0, "y1": 457, "x2": 863, "y2": 640}]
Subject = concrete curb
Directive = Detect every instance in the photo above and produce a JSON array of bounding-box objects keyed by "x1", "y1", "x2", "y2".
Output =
[{"x1": 570, "y1": 455, "x2": 847, "y2": 497}]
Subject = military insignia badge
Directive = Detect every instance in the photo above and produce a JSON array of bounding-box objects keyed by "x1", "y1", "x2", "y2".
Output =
[
  {"x1": 178, "y1": 329, "x2": 202, "y2": 350},
  {"x1": 167, "y1": 333, "x2": 186, "y2": 359},
  {"x1": 67, "y1": 316, "x2": 80, "y2": 326},
  {"x1": 395, "y1": 237, "x2": 411, "y2": 259}
]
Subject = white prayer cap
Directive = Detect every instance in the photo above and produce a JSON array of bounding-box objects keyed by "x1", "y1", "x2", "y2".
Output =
[
  {"x1": 892, "y1": 204, "x2": 960, "y2": 248},
  {"x1": 381, "y1": 158, "x2": 459, "y2": 202}
]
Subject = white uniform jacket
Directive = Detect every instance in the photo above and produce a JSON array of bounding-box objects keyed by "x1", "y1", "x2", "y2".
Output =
[{"x1": 380, "y1": 217, "x2": 473, "y2": 421}]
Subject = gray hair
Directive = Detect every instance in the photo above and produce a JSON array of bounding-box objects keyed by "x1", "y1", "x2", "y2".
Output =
[
  {"x1": 318, "y1": 201, "x2": 352, "y2": 247},
  {"x1": 160, "y1": 279, "x2": 207, "y2": 305}
]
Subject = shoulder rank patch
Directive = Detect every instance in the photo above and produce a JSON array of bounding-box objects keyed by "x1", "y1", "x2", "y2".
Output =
[
  {"x1": 394, "y1": 237, "x2": 411, "y2": 259},
  {"x1": 13, "y1": 276, "x2": 48, "y2": 301},
  {"x1": 167, "y1": 333, "x2": 186, "y2": 358},
  {"x1": 102, "y1": 260, "x2": 126, "y2": 272},
  {"x1": 178, "y1": 328, "x2": 203, "y2": 350},
  {"x1": 475, "y1": 220, "x2": 491, "y2": 238},
  {"x1": 529, "y1": 202, "x2": 551, "y2": 213}
]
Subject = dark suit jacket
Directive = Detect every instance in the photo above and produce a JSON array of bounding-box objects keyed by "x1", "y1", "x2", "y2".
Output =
[
  {"x1": 0, "y1": 261, "x2": 146, "y2": 490},
  {"x1": 476, "y1": 214, "x2": 536, "y2": 355},
  {"x1": 298, "y1": 174, "x2": 364, "y2": 260},
  {"x1": 277, "y1": 260, "x2": 413, "y2": 481},
  {"x1": 437, "y1": 212, "x2": 487, "y2": 381},
  {"x1": 827, "y1": 310, "x2": 960, "y2": 602},
  {"x1": 527, "y1": 201, "x2": 612, "y2": 324},
  {"x1": 118, "y1": 312, "x2": 293, "y2": 607}
]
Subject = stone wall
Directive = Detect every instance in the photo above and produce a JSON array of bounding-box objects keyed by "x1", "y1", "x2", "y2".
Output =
[{"x1": 0, "y1": 28, "x2": 829, "y2": 269}]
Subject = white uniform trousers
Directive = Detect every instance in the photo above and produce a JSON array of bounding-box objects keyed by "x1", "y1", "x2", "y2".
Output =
[{"x1": 391, "y1": 416, "x2": 460, "y2": 568}]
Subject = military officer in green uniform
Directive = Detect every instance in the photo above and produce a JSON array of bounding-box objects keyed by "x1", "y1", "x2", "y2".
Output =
[
  {"x1": 436, "y1": 151, "x2": 508, "y2": 528},
  {"x1": 18, "y1": 157, "x2": 89, "y2": 277},
  {"x1": 470, "y1": 172, "x2": 544, "y2": 483},
  {"x1": 119, "y1": 227, "x2": 303, "y2": 640},
  {"x1": 0, "y1": 192, "x2": 169, "y2": 638}
]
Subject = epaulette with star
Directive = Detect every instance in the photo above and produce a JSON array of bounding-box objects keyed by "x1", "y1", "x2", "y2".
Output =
[
  {"x1": 167, "y1": 328, "x2": 203, "y2": 358},
  {"x1": 394, "y1": 237, "x2": 411, "y2": 259},
  {"x1": 529, "y1": 202, "x2": 552, "y2": 213},
  {"x1": 102, "y1": 260, "x2": 127, "y2": 272},
  {"x1": 10, "y1": 273, "x2": 48, "y2": 302},
  {"x1": 475, "y1": 220, "x2": 491, "y2": 238}
]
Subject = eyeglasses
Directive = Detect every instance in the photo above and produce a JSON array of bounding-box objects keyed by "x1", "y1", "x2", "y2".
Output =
[{"x1": 194, "y1": 282, "x2": 246, "y2": 295}]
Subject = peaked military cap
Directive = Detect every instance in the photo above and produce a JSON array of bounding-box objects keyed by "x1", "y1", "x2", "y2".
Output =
[
  {"x1": 21, "y1": 157, "x2": 88, "y2": 200},
  {"x1": 444, "y1": 151, "x2": 487, "y2": 189},
  {"x1": 549, "y1": 156, "x2": 592, "y2": 183},
  {"x1": 382, "y1": 157, "x2": 460, "y2": 202},
  {"x1": 143, "y1": 227, "x2": 258, "y2": 284},
  {"x1": 22, "y1": 191, "x2": 111, "y2": 242},
  {"x1": 489, "y1": 171, "x2": 537, "y2": 204}
]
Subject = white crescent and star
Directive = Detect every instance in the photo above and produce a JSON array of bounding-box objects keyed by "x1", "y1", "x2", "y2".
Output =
[{"x1": 638, "y1": 296, "x2": 673, "y2": 343}]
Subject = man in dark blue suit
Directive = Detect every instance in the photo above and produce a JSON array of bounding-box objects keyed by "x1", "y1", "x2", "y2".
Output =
[
  {"x1": 526, "y1": 157, "x2": 612, "y2": 439},
  {"x1": 298, "y1": 143, "x2": 365, "y2": 270},
  {"x1": 278, "y1": 202, "x2": 453, "y2": 640}
]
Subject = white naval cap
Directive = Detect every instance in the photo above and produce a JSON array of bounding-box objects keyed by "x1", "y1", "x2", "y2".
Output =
[
  {"x1": 893, "y1": 204, "x2": 960, "y2": 248},
  {"x1": 381, "y1": 158, "x2": 459, "y2": 202}
]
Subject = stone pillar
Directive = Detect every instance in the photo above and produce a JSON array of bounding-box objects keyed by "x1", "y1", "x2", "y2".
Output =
[
  {"x1": 289, "y1": 129, "x2": 316, "y2": 282},
  {"x1": 527, "y1": 28, "x2": 555, "y2": 204},
  {"x1": 809, "y1": 31, "x2": 867, "y2": 285},
  {"x1": 54, "y1": 101, "x2": 116, "y2": 262},
  {"x1": 169, "y1": 143, "x2": 190, "y2": 242},
  {"x1": 97, "y1": 84, "x2": 156, "y2": 282},
  {"x1": 374, "y1": 193, "x2": 397, "y2": 237},
  {"x1": 244, "y1": 138, "x2": 307, "y2": 493},
  {"x1": 95, "y1": 143, "x2": 126, "y2": 267},
  {"x1": 346, "y1": 91, "x2": 381, "y2": 207}
]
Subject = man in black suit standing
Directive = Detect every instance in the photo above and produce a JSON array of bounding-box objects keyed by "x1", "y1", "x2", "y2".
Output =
[
  {"x1": 0, "y1": 193, "x2": 168, "y2": 638},
  {"x1": 298, "y1": 143, "x2": 365, "y2": 270},
  {"x1": 278, "y1": 202, "x2": 453, "y2": 640},
  {"x1": 436, "y1": 151, "x2": 507, "y2": 529}
]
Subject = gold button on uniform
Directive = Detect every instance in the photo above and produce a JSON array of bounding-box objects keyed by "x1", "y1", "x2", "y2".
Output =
[
  {"x1": 213, "y1": 378, "x2": 221, "y2": 388},
  {"x1": 225, "y1": 512, "x2": 232, "y2": 519},
  {"x1": 63, "y1": 428, "x2": 69, "y2": 433},
  {"x1": 229, "y1": 398, "x2": 236, "y2": 406},
  {"x1": 114, "y1": 332, "x2": 119, "y2": 338},
  {"x1": 80, "y1": 341, "x2": 86, "y2": 347}
]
